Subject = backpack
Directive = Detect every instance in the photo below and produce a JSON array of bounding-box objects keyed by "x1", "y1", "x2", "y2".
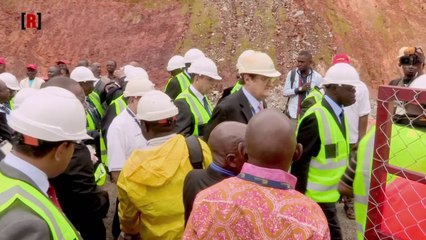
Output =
[
  {"x1": 185, "y1": 135, "x2": 204, "y2": 169},
  {"x1": 283, "y1": 70, "x2": 297, "y2": 117}
]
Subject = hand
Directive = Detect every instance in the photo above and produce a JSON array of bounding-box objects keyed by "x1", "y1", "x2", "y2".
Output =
[
  {"x1": 118, "y1": 232, "x2": 141, "y2": 240},
  {"x1": 301, "y1": 82, "x2": 311, "y2": 91}
]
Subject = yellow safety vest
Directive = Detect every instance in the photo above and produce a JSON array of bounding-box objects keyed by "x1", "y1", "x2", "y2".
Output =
[
  {"x1": 300, "y1": 87, "x2": 324, "y2": 118},
  {"x1": 353, "y1": 124, "x2": 426, "y2": 239},
  {"x1": 86, "y1": 110, "x2": 107, "y2": 186},
  {"x1": 176, "y1": 89, "x2": 213, "y2": 136},
  {"x1": 298, "y1": 103, "x2": 349, "y2": 203},
  {"x1": 8, "y1": 98, "x2": 14, "y2": 111},
  {"x1": 88, "y1": 91, "x2": 105, "y2": 118},
  {"x1": 230, "y1": 82, "x2": 242, "y2": 94},
  {"x1": 112, "y1": 95, "x2": 127, "y2": 116},
  {"x1": 0, "y1": 172, "x2": 81, "y2": 240},
  {"x1": 164, "y1": 72, "x2": 191, "y2": 93}
]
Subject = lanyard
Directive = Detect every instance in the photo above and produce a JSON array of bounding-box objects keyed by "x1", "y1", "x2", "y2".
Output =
[
  {"x1": 126, "y1": 108, "x2": 141, "y2": 128},
  {"x1": 237, "y1": 173, "x2": 292, "y2": 190},
  {"x1": 210, "y1": 162, "x2": 237, "y2": 177}
]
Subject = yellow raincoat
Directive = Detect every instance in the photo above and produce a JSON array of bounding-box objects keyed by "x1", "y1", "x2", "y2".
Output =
[{"x1": 117, "y1": 134, "x2": 212, "y2": 240}]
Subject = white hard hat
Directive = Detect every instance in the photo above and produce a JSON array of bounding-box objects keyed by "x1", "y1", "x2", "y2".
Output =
[
  {"x1": 236, "y1": 50, "x2": 255, "y2": 73},
  {"x1": 123, "y1": 78, "x2": 155, "y2": 97},
  {"x1": 184, "y1": 48, "x2": 205, "y2": 64},
  {"x1": 136, "y1": 90, "x2": 178, "y2": 121},
  {"x1": 70, "y1": 66, "x2": 98, "y2": 82},
  {"x1": 322, "y1": 63, "x2": 361, "y2": 86},
  {"x1": 0, "y1": 72, "x2": 20, "y2": 91},
  {"x1": 8, "y1": 87, "x2": 91, "y2": 141},
  {"x1": 124, "y1": 67, "x2": 149, "y2": 82},
  {"x1": 13, "y1": 88, "x2": 38, "y2": 109},
  {"x1": 188, "y1": 57, "x2": 222, "y2": 80},
  {"x1": 409, "y1": 74, "x2": 426, "y2": 89},
  {"x1": 167, "y1": 55, "x2": 185, "y2": 71},
  {"x1": 238, "y1": 51, "x2": 281, "y2": 77}
]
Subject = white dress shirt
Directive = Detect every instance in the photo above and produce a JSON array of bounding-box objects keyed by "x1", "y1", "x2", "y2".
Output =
[
  {"x1": 107, "y1": 108, "x2": 147, "y2": 172},
  {"x1": 242, "y1": 87, "x2": 262, "y2": 114},
  {"x1": 282, "y1": 69, "x2": 324, "y2": 119},
  {"x1": 190, "y1": 85, "x2": 204, "y2": 104},
  {"x1": 3, "y1": 152, "x2": 49, "y2": 196}
]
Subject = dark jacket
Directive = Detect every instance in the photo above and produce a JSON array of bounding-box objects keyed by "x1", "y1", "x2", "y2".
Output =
[
  {"x1": 50, "y1": 143, "x2": 109, "y2": 240},
  {"x1": 183, "y1": 165, "x2": 230, "y2": 224},
  {"x1": 0, "y1": 112, "x2": 12, "y2": 144},
  {"x1": 291, "y1": 98, "x2": 346, "y2": 194},
  {"x1": 164, "y1": 75, "x2": 182, "y2": 100},
  {"x1": 204, "y1": 89, "x2": 254, "y2": 141}
]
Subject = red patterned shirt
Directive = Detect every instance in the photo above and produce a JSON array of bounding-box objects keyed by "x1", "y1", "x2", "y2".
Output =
[{"x1": 184, "y1": 163, "x2": 330, "y2": 240}]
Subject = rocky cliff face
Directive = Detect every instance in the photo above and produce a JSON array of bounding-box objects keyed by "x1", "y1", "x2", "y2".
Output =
[{"x1": 2, "y1": 0, "x2": 426, "y2": 94}]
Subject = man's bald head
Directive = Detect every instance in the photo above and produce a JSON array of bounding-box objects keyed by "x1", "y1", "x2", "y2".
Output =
[
  {"x1": 208, "y1": 121, "x2": 247, "y2": 173},
  {"x1": 245, "y1": 109, "x2": 301, "y2": 171},
  {"x1": 41, "y1": 76, "x2": 85, "y2": 104}
]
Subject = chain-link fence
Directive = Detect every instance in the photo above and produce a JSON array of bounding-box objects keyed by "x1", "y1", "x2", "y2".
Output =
[{"x1": 365, "y1": 85, "x2": 426, "y2": 239}]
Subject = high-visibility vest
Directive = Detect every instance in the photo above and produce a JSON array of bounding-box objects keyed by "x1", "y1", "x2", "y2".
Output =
[
  {"x1": 93, "y1": 161, "x2": 107, "y2": 186},
  {"x1": 86, "y1": 111, "x2": 96, "y2": 131},
  {"x1": 88, "y1": 91, "x2": 105, "y2": 118},
  {"x1": 353, "y1": 124, "x2": 426, "y2": 239},
  {"x1": 8, "y1": 98, "x2": 14, "y2": 111},
  {"x1": 298, "y1": 103, "x2": 349, "y2": 203},
  {"x1": 99, "y1": 130, "x2": 108, "y2": 169},
  {"x1": 353, "y1": 127, "x2": 375, "y2": 240},
  {"x1": 230, "y1": 82, "x2": 242, "y2": 94},
  {"x1": 176, "y1": 89, "x2": 213, "y2": 136},
  {"x1": 86, "y1": 110, "x2": 107, "y2": 185},
  {"x1": 304, "y1": 87, "x2": 323, "y2": 105},
  {"x1": 111, "y1": 95, "x2": 127, "y2": 116},
  {"x1": 0, "y1": 172, "x2": 81, "y2": 239},
  {"x1": 164, "y1": 72, "x2": 191, "y2": 93}
]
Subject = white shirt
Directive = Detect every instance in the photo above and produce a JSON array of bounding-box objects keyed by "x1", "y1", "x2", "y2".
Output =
[
  {"x1": 242, "y1": 87, "x2": 262, "y2": 114},
  {"x1": 107, "y1": 108, "x2": 147, "y2": 172},
  {"x1": 146, "y1": 134, "x2": 176, "y2": 149},
  {"x1": 324, "y1": 95, "x2": 344, "y2": 124},
  {"x1": 282, "y1": 69, "x2": 324, "y2": 119},
  {"x1": 190, "y1": 85, "x2": 204, "y2": 104},
  {"x1": 344, "y1": 81, "x2": 371, "y2": 144},
  {"x1": 3, "y1": 152, "x2": 49, "y2": 196},
  {"x1": 19, "y1": 77, "x2": 45, "y2": 89}
]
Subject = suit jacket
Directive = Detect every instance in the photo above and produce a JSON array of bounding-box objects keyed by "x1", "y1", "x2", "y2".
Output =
[
  {"x1": 175, "y1": 88, "x2": 209, "y2": 137},
  {"x1": 50, "y1": 143, "x2": 109, "y2": 240},
  {"x1": 204, "y1": 89, "x2": 254, "y2": 141},
  {"x1": 164, "y1": 75, "x2": 182, "y2": 100},
  {"x1": 0, "y1": 161, "x2": 68, "y2": 240},
  {"x1": 183, "y1": 165, "x2": 230, "y2": 224},
  {"x1": 291, "y1": 98, "x2": 346, "y2": 193},
  {"x1": 0, "y1": 112, "x2": 12, "y2": 144}
]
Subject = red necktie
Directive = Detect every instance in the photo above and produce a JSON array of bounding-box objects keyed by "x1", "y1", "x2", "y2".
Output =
[{"x1": 47, "y1": 185, "x2": 62, "y2": 210}]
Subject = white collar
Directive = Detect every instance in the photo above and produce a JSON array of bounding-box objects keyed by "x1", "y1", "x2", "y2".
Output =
[
  {"x1": 242, "y1": 87, "x2": 262, "y2": 114},
  {"x1": 190, "y1": 85, "x2": 205, "y2": 104},
  {"x1": 146, "y1": 133, "x2": 176, "y2": 149},
  {"x1": 3, "y1": 152, "x2": 49, "y2": 196}
]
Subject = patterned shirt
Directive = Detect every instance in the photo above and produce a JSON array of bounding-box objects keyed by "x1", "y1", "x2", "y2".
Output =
[{"x1": 184, "y1": 163, "x2": 330, "y2": 240}]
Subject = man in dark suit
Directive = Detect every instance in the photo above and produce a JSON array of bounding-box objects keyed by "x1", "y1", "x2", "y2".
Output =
[
  {"x1": 183, "y1": 121, "x2": 247, "y2": 223},
  {"x1": 204, "y1": 51, "x2": 281, "y2": 141},
  {"x1": 0, "y1": 86, "x2": 90, "y2": 239},
  {"x1": 291, "y1": 63, "x2": 359, "y2": 240},
  {"x1": 43, "y1": 77, "x2": 110, "y2": 240},
  {"x1": 175, "y1": 57, "x2": 222, "y2": 137}
]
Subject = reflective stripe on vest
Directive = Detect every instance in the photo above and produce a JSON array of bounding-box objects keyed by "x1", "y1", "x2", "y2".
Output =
[
  {"x1": 0, "y1": 173, "x2": 80, "y2": 240},
  {"x1": 88, "y1": 91, "x2": 105, "y2": 118},
  {"x1": 99, "y1": 130, "x2": 108, "y2": 168},
  {"x1": 112, "y1": 95, "x2": 127, "y2": 116},
  {"x1": 230, "y1": 82, "x2": 242, "y2": 94},
  {"x1": 94, "y1": 162, "x2": 107, "y2": 186},
  {"x1": 353, "y1": 127, "x2": 375, "y2": 240},
  {"x1": 9, "y1": 98, "x2": 14, "y2": 111},
  {"x1": 176, "y1": 89, "x2": 212, "y2": 136},
  {"x1": 86, "y1": 111, "x2": 96, "y2": 131},
  {"x1": 176, "y1": 72, "x2": 191, "y2": 91},
  {"x1": 299, "y1": 104, "x2": 349, "y2": 203},
  {"x1": 306, "y1": 87, "x2": 323, "y2": 103}
]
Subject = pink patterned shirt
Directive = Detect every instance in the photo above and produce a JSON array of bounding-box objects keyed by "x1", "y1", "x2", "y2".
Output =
[{"x1": 183, "y1": 163, "x2": 330, "y2": 240}]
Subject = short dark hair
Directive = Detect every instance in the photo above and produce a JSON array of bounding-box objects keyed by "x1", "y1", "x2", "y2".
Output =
[
  {"x1": 12, "y1": 133, "x2": 64, "y2": 158},
  {"x1": 298, "y1": 50, "x2": 312, "y2": 59}
]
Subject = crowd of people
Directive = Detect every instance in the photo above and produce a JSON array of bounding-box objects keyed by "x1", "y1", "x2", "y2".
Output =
[{"x1": 0, "y1": 45, "x2": 424, "y2": 240}]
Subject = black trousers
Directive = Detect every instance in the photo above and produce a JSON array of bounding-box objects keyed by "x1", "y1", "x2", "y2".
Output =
[
  {"x1": 112, "y1": 199, "x2": 121, "y2": 239},
  {"x1": 318, "y1": 202, "x2": 343, "y2": 240}
]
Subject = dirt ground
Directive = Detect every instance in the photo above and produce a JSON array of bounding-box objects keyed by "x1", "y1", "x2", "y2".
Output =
[{"x1": 101, "y1": 179, "x2": 357, "y2": 240}]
